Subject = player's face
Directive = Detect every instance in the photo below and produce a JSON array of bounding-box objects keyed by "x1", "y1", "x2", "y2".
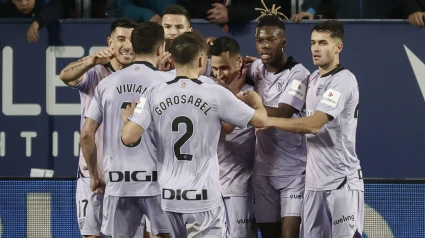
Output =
[
  {"x1": 12, "y1": 0, "x2": 35, "y2": 14},
  {"x1": 211, "y1": 52, "x2": 241, "y2": 85},
  {"x1": 108, "y1": 27, "x2": 134, "y2": 66},
  {"x1": 311, "y1": 31, "x2": 343, "y2": 67},
  {"x1": 255, "y1": 26, "x2": 286, "y2": 65},
  {"x1": 162, "y1": 14, "x2": 192, "y2": 51}
]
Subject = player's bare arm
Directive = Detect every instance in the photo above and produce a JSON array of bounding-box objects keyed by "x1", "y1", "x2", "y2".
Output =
[
  {"x1": 80, "y1": 118, "x2": 105, "y2": 193},
  {"x1": 268, "y1": 110, "x2": 331, "y2": 134},
  {"x1": 59, "y1": 48, "x2": 115, "y2": 87},
  {"x1": 121, "y1": 121, "x2": 145, "y2": 146},
  {"x1": 238, "y1": 90, "x2": 268, "y2": 128}
]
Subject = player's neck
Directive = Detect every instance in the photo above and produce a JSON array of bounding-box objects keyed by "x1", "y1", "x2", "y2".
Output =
[
  {"x1": 175, "y1": 66, "x2": 200, "y2": 79},
  {"x1": 265, "y1": 55, "x2": 287, "y2": 73},
  {"x1": 133, "y1": 55, "x2": 158, "y2": 68},
  {"x1": 110, "y1": 59, "x2": 122, "y2": 71},
  {"x1": 319, "y1": 61, "x2": 339, "y2": 76}
]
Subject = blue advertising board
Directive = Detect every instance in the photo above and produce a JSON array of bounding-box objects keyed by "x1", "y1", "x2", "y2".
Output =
[
  {"x1": 0, "y1": 19, "x2": 424, "y2": 178},
  {"x1": 0, "y1": 179, "x2": 423, "y2": 238}
]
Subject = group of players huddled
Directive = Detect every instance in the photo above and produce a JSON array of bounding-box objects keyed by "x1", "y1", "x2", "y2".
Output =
[{"x1": 59, "y1": 2, "x2": 363, "y2": 238}]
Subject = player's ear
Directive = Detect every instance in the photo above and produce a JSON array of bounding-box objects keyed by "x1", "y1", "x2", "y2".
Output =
[
  {"x1": 156, "y1": 44, "x2": 163, "y2": 57},
  {"x1": 236, "y1": 56, "x2": 243, "y2": 71},
  {"x1": 198, "y1": 55, "x2": 203, "y2": 68},
  {"x1": 336, "y1": 41, "x2": 343, "y2": 54},
  {"x1": 107, "y1": 37, "x2": 112, "y2": 47},
  {"x1": 281, "y1": 37, "x2": 287, "y2": 50}
]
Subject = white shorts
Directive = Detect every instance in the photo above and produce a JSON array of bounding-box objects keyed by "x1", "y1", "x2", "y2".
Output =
[
  {"x1": 253, "y1": 174, "x2": 305, "y2": 223},
  {"x1": 76, "y1": 177, "x2": 104, "y2": 236},
  {"x1": 166, "y1": 205, "x2": 226, "y2": 238},
  {"x1": 302, "y1": 184, "x2": 364, "y2": 238},
  {"x1": 223, "y1": 196, "x2": 256, "y2": 238},
  {"x1": 133, "y1": 215, "x2": 146, "y2": 238},
  {"x1": 101, "y1": 195, "x2": 170, "y2": 237}
]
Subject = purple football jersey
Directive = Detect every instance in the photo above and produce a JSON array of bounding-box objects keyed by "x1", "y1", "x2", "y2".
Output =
[
  {"x1": 304, "y1": 66, "x2": 363, "y2": 191},
  {"x1": 129, "y1": 76, "x2": 255, "y2": 213},
  {"x1": 75, "y1": 64, "x2": 114, "y2": 178},
  {"x1": 85, "y1": 62, "x2": 167, "y2": 197},
  {"x1": 248, "y1": 58, "x2": 310, "y2": 176}
]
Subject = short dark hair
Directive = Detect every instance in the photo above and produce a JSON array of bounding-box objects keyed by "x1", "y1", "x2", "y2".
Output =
[
  {"x1": 110, "y1": 18, "x2": 137, "y2": 34},
  {"x1": 257, "y1": 15, "x2": 286, "y2": 32},
  {"x1": 131, "y1": 22, "x2": 165, "y2": 55},
  {"x1": 170, "y1": 32, "x2": 205, "y2": 65},
  {"x1": 210, "y1": 36, "x2": 241, "y2": 57},
  {"x1": 312, "y1": 20, "x2": 345, "y2": 41},
  {"x1": 163, "y1": 5, "x2": 191, "y2": 22}
]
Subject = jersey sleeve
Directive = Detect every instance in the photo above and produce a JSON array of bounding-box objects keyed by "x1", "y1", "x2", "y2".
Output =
[
  {"x1": 214, "y1": 86, "x2": 255, "y2": 128},
  {"x1": 278, "y1": 69, "x2": 309, "y2": 111},
  {"x1": 247, "y1": 59, "x2": 262, "y2": 83},
  {"x1": 128, "y1": 87, "x2": 154, "y2": 131},
  {"x1": 85, "y1": 83, "x2": 103, "y2": 124},
  {"x1": 74, "y1": 66, "x2": 98, "y2": 93},
  {"x1": 315, "y1": 74, "x2": 355, "y2": 119}
]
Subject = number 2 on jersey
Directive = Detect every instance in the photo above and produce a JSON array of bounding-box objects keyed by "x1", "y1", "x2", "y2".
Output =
[{"x1": 172, "y1": 116, "x2": 194, "y2": 161}]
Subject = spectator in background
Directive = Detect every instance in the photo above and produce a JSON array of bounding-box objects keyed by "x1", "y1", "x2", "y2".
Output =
[
  {"x1": 179, "y1": 0, "x2": 279, "y2": 26},
  {"x1": 291, "y1": 0, "x2": 404, "y2": 22},
  {"x1": 402, "y1": 0, "x2": 425, "y2": 27},
  {"x1": 118, "y1": 0, "x2": 176, "y2": 24},
  {"x1": 0, "y1": 0, "x2": 65, "y2": 43}
]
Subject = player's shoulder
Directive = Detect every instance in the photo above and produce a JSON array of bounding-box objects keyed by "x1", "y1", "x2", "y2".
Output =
[
  {"x1": 328, "y1": 65, "x2": 358, "y2": 86},
  {"x1": 278, "y1": 57, "x2": 310, "y2": 78},
  {"x1": 198, "y1": 75, "x2": 216, "y2": 84},
  {"x1": 156, "y1": 69, "x2": 176, "y2": 82}
]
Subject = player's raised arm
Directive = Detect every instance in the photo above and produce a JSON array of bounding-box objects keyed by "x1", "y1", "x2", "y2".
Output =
[{"x1": 59, "y1": 48, "x2": 115, "y2": 87}]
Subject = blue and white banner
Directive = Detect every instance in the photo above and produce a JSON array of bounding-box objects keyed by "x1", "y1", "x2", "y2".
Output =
[{"x1": 0, "y1": 20, "x2": 424, "y2": 178}]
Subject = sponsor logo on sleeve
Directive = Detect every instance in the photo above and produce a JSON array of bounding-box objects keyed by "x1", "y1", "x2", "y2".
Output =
[
  {"x1": 134, "y1": 97, "x2": 147, "y2": 114},
  {"x1": 288, "y1": 80, "x2": 307, "y2": 100},
  {"x1": 320, "y1": 89, "x2": 341, "y2": 108}
]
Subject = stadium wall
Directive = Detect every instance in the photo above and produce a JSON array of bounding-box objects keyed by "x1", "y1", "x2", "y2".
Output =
[{"x1": 0, "y1": 19, "x2": 424, "y2": 179}]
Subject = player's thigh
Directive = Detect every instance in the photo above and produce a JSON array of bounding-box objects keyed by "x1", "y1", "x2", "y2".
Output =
[
  {"x1": 328, "y1": 185, "x2": 364, "y2": 238},
  {"x1": 276, "y1": 174, "x2": 305, "y2": 218},
  {"x1": 102, "y1": 196, "x2": 143, "y2": 237},
  {"x1": 185, "y1": 205, "x2": 227, "y2": 238},
  {"x1": 224, "y1": 196, "x2": 256, "y2": 238},
  {"x1": 252, "y1": 174, "x2": 281, "y2": 223},
  {"x1": 76, "y1": 178, "x2": 104, "y2": 237},
  {"x1": 165, "y1": 212, "x2": 186, "y2": 238},
  {"x1": 302, "y1": 190, "x2": 331, "y2": 238},
  {"x1": 139, "y1": 195, "x2": 170, "y2": 236}
]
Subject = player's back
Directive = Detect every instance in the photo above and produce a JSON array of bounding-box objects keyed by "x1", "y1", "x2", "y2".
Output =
[
  {"x1": 143, "y1": 76, "x2": 255, "y2": 213},
  {"x1": 91, "y1": 62, "x2": 165, "y2": 197}
]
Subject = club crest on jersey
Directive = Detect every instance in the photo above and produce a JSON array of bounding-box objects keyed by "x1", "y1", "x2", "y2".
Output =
[
  {"x1": 317, "y1": 85, "x2": 325, "y2": 96},
  {"x1": 135, "y1": 66, "x2": 140, "y2": 71},
  {"x1": 181, "y1": 82, "x2": 186, "y2": 88},
  {"x1": 276, "y1": 81, "x2": 284, "y2": 92}
]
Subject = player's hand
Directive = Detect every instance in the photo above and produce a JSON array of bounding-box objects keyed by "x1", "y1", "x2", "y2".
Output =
[
  {"x1": 92, "y1": 48, "x2": 115, "y2": 65},
  {"x1": 237, "y1": 90, "x2": 263, "y2": 109},
  {"x1": 230, "y1": 67, "x2": 247, "y2": 94},
  {"x1": 408, "y1": 12, "x2": 425, "y2": 28},
  {"x1": 27, "y1": 21, "x2": 40, "y2": 43},
  {"x1": 255, "y1": 126, "x2": 268, "y2": 136},
  {"x1": 120, "y1": 100, "x2": 137, "y2": 123},
  {"x1": 245, "y1": 56, "x2": 258, "y2": 64},
  {"x1": 159, "y1": 52, "x2": 173, "y2": 71},
  {"x1": 149, "y1": 14, "x2": 162, "y2": 25},
  {"x1": 90, "y1": 176, "x2": 106, "y2": 194},
  {"x1": 207, "y1": 3, "x2": 229, "y2": 24},
  {"x1": 290, "y1": 12, "x2": 314, "y2": 22}
]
